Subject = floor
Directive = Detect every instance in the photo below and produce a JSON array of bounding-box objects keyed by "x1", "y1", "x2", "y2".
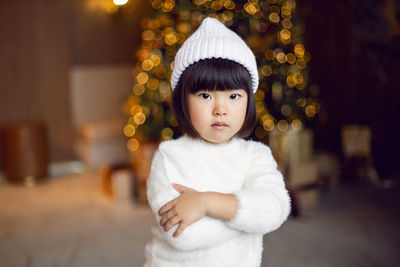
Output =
[{"x1": 0, "y1": 170, "x2": 399, "y2": 267}]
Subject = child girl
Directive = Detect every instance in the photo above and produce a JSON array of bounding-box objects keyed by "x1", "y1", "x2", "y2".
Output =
[{"x1": 144, "y1": 17, "x2": 291, "y2": 267}]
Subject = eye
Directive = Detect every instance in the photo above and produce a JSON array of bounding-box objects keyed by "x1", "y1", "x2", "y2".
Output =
[
  {"x1": 230, "y1": 94, "x2": 241, "y2": 100},
  {"x1": 199, "y1": 93, "x2": 211, "y2": 99}
]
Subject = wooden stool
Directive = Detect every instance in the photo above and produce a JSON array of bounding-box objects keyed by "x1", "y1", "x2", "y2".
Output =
[{"x1": 0, "y1": 121, "x2": 48, "y2": 186}]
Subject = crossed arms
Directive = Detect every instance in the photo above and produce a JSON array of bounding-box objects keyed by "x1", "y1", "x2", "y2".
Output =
[{"x1": 146, "y1": 145, "x2": 291, "y2": 251}]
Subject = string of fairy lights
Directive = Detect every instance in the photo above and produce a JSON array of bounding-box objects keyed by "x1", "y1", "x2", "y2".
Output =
[{"x1": 123, "y1": 0, "x2": 321, "y2": 151}]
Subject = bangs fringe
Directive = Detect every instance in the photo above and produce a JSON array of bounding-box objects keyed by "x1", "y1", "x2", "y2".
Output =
[{"x1": 181, "y1": 59, "x2": 252, "y2": 94}]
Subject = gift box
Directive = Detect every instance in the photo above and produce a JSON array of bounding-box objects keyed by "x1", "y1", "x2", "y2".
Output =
[
  {"x1": 100, "y1": 164, "x2": 136, "y2": 203},
  {"x1": 287, "y1": 160, "x2": 320, "y2": 209},
  {"x1": 269, "y1": 128, "x2": 313, "y2": 166},
  {"x1": 313, "y1": 152, "x2": 340, "y2": 189},
  {"x1": 75, "y1": 118, "x2": 130, "y2": 169},
  {"x1": 288, "y1": 160, "x2": 319, "y2": 188}
]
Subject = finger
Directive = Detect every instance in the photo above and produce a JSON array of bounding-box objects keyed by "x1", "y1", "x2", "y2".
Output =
[
  {"x1": 172, "y1": 183, "x2": 185, "y2": 193},
  {"x1": 158, "y1": 200, "x2": 175, "y2": 216},
  {"x1": 160, "y1": 210, "x2": 175, "y2": 226},
  {"x1": 164, "y1": 215, "x2": 181, "y2": 232},
  {"x1": 173, "y1": 221, "x2": 186, "y2": 237}
]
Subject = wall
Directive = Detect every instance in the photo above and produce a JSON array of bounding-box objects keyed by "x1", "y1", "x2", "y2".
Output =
[
  {"x1": 0, "y1": 0, "x2": 151, "y2": 166},
  {"x1": 70, "y1": 65, "x2": 134, "y2": 128},
  {"x1": 0, "y1": 0, "x2": 73, "y2": 162},
  {"x1": 297, "y1": 0, "x2": 400, "y2": 178}
]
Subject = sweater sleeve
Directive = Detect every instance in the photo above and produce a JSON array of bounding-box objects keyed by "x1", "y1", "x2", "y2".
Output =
[
  {"x1": 225, "y1": 142, "x2": 291, "y2": 234},
  {"x1": 146, "y1": 149, "x2": 242, "y2": 251}
]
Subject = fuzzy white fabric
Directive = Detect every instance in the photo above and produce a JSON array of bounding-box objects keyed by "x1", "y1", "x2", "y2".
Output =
[
  {"x1": 144, "y1": 135, "x2": 291, "y2": 267},
  {"x1": 170, "y1": 17, "x2": 259, "y2": 93}
]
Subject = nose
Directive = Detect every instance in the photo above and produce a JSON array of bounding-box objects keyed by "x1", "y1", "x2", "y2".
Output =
[{"x1": 213, "y1": 102, "x2": 227, "y2": 116}]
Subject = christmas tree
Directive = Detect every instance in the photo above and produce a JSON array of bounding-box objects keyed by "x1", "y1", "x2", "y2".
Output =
[{"x1": 123, "y1": 0, "x2": 321, "y2": 151}]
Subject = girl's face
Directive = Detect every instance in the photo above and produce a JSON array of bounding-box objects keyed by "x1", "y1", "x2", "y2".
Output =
[{"x1": 188, "y1": 89, "x2": 248, "y2": 144}]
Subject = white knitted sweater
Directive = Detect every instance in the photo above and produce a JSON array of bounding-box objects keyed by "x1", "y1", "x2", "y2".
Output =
[{"x1": 144, "y1": 135, "x2": 291, "y2": 267}]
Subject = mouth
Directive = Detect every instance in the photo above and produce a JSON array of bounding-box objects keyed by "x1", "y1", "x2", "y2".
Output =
[{"x1": 212, "y1": 122, "x2": 228, "y2": 130}]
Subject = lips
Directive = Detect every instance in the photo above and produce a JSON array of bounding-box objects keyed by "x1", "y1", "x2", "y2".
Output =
[
  {"x1": 212, "y1": 121, "x2": 228, "y2": 126},
  {"x1": 212, "y1": 122, "x2": 228, "y2": 129}
]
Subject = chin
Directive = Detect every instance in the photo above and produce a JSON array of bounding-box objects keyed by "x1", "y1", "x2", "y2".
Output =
[{"x1": 204, "y1": 136, "x2": 231, "y2": 144}]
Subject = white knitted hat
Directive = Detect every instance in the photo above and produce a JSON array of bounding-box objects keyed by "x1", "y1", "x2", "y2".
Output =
[{"x1": 170, "y1": 17, "x2": 259, "y2": 93}]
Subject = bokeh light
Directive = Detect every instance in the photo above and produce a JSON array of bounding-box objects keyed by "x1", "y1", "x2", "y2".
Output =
[{"x1": 127, "y1": 138, "x2": 139, "y2": 151}]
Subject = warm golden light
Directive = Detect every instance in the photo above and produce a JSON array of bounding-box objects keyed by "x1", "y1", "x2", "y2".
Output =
[
  {"x1": 291, "y1": 119, "x2": 302, "y2": 131},
  {"x1": 152, "y1": 0, "x2": 175, "y2": 12},
  {"x1": 281, "y1": 10, "x2": 291, "y2": 19},
  {"x1": 296, "y1": 82, "x2": 306, "y2": 90},
  {"x1": 264, "y1": 49, "x2": 275, "y2": 60},
  {"x1": 163, "y1": 0, "x2": 175, "y2": 12},
  {"x1": 272, "y1": 81, "x2": 283, "y2": 100},
  {"x1": 254, "y1": 90, "x2": 265, "y2": 101},
  {"x1": 87, "y1": 0, "x2": 117, "y2": 13},
  {"x1": 245, "y1": 3, "x2": 258, "y2": 15},
  {"x1": 276, "y1": 52, "x2": 287, "y2": 63},
  {"x1": 270, "y1": 5, "x2": 280, "y2": 13},
  {"x1": 295, "y1": 73, "x2": 304, "y2": 84},
  {"x1": 136, "y1": 48, "x2": 151, "y2": 61},
  {"x1": 263, "y1": 119, "x2": 275, "y2": 132},
  {"x1": 223, "y1": 10, "x2": 234, "y2": 21},
  {"x1": 294, "y1": 44, "x2": 305, "y2": 58},
  {"x1": 305, "y1": 105, "x2": 316, "y2": 117},
  {"x1": 286, "y1": 75, "x2": 296, "y2": 87},
  {"x1": 277, "y1": 120, "x2": 289, "y2": 131},
  {"x1": 280, "y1": 29, "x2": 291, "y2": 40},
  {"x1": 127, "y1": 138, "x2": 139, "y2": 151},
  {"x1": 224, "y1": 1, "x2": 235, "y2": 10},
  {"x1": 113, "y1": 0, "x2": 128, "y2": 6},
  {"x1": 123, "y1": 124, "x2": 136, "y2": 137},
  {"x1": 296, "y1": 58, "x2": 306, "y2": 69},
  {"x1": 269, "y1": 13, "x2": 280, "y2": 23},
  {"x1": 255, "y1": 102, "x2": 266, "y2": 114},
  {"x1": 261, "y1": 65, "x2": 272, "y2": 76},
  {"x1": 147, "y1": 78, "x2": 160, "y2": 90},
  {"x1": 194, "y1": 0, "x2": 206, "y2": 6},
  {"x1": 150, "y1": 55, "x2": 161, "y2": 67},
  {"x1": 134, "y1": 112, "x2": 146, "y2": 125},
  {"x1": 129, "y1": 105, "x2": 142, "y2": 116},
  {"x1": 286, "y1": 53, "x2": 296, "y2": 64},
  {"x1": 296, "y1": 97, "x2": 306, "y2": 107},
  {"x1": 165, "y1": 32, "x2": 178, "y2": 45},
  {"x1": 133, "y1": 84, "x2": 145, "y2": 96},
  {"x1": 136, "y1": 72, "x2": 149, "y2": 85},
  {"x1": 142, "y1": 30, "x2": 154, "y2": 41},
  {"x1": 282, "y1": 19, "x2": 292, "y2": 29},
  {"x1": 161, "y1": 127, "x2": 174, "y2": 140},
  {"x1": 211, "y1": 0, "x2": 223, "y2": 10},
  {"x1": 159, "y1": 81, "x2": 171, "y2": 94},
  {"x1": 142, "y1": 59, "x2": 154, "y2": 71},
  {"x1": 177, "y1": 22, "x2": 191, "y2": 33},
  {"x1": 312, "y1": 101, "x2": 321, "y2": 113}
]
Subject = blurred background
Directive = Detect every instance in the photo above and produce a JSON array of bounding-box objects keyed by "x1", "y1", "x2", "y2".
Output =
[{"x1": 0, "y1": 0, "x2": 399, "y2": 266}]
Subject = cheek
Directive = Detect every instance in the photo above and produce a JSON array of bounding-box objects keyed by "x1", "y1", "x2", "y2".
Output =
[
  {"x1": 188, "y1": 101, "x2": 207, "y2": 127},
  {"x1": 235, "y1": 101, "x2": 248, "y2": 124}
]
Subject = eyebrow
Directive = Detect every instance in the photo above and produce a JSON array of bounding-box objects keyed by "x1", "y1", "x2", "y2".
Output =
[{"x1": 227, "y1": 89, "x2": 245, "y2": 92}]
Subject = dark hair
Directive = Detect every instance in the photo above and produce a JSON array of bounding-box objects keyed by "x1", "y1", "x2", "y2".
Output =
[{"x1": 171, "y1": 58, "x2": 257, "y2": 138}]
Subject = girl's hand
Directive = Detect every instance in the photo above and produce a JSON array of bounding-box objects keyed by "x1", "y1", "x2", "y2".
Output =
[{"x1": 158, "y1": 184, "x2": 207, "y2": 237}]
